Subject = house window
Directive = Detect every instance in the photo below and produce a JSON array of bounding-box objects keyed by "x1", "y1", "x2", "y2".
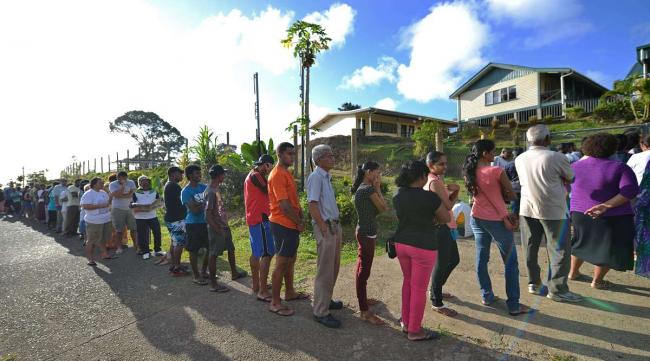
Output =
[
  {"x1": 508, "y1": 86, "x2": 516, "y2": 100},
  {"x1": 485, "y1": 86, "x2": 517, "y2": 105},
  {"x1": 400, "y1": 124, "x2": 415, "y2": 138},
  {"x1": 371, "y1": 121, "x2": 397, "y2": 134}
]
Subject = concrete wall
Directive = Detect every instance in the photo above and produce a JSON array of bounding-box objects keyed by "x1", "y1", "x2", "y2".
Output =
[
  {"x1": 459, "y1": 72, "x2": 539, "y2": 120},
  {"x1": 313, "y1": 116, "x2": 356, "y2": 139}
]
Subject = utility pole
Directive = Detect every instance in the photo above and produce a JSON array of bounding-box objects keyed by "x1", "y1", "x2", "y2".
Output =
[{"x1": 254, "y1": 72, "x2": 261, "y2": 156}]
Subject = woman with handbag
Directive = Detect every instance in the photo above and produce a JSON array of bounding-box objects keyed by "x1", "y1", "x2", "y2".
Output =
[
  {"x1": 463, "y1": 139, "x2": 531, "y2": 316},
  {"x1": 352, "y1": 161, "x2": 388, "y2": 325},
  {"x1": 393, "y1": 160, "x2": 450, "y2": 341}
]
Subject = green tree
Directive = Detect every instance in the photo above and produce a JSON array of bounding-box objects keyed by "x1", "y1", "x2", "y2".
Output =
[
  {"x1": 282, "y1": 21, "x2": 331, "y2": 190},
  {"x1": 411, "y1": 120, "x2": 439, "y2": 157},
  {"x1": 109, "y1": 111, "x2": 187, "y2": 163},
  {"x1": 338, "y1": 102, "x2": 361, "y2": 111},
  {"x1": 601, "y1": 76, "x2": 650, "y2": 123},
  {"x1": 26, "y1": 170, "x2": 48, "y2": 185}
]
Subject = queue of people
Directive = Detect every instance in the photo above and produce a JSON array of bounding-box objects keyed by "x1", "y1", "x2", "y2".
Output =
[{"x1": 2, "y1": 125, "x2": 650, "y2": 342}]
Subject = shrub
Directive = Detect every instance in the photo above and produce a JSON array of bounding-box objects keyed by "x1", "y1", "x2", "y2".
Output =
[
  {"x1": 593, "y1": 100, "x2": 634, "y2": 122},
  {"x1": 491, "y1": 117, "x2": 500, "y2": 129},
  {"x1": 222, "y1": 169, "x2": 247, "y2": 211},
  {"x1": 507, "y1": 118, "x2": 518, "y2": 129},
  {"x1": 460, "y1": 124, "x2": 480, "y2": 140},
  {"x1": 543, "y1": 114, "x2": 554, "y2": 123},
  {"x1": 411, "y1": 120, "x2": 439, "y2": 157},
  {"x1": 336, "y1": 192, "x2": 357, "y2": 226},
  {"x1": 565, "y1": 106, "x2": 584, "y2": 121},
  {"x1": 528, "y1": 115, "x2": 538, "y2": 124}
]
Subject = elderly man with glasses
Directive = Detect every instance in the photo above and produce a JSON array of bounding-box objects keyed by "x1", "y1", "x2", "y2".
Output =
[{"x1": 307, "y1": 144, "x2": 344, "y2": 329}]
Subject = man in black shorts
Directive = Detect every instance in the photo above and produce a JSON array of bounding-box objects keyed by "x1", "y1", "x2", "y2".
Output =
[{"x1": 181, "y1": 165, "x2": 210, "y2": 285}]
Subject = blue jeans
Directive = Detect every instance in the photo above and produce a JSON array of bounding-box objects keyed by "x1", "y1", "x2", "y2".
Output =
[
  {"x1": 79, "y1": 219, "x2": 86, "y2": 236},
  {"x1": 471, "y1": 217, "x2": 520, "y2": 312}
]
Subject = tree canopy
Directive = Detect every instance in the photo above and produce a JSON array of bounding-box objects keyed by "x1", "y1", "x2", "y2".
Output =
[
  {"x1": 281, "y1": 21, "x2": 331, "y2": 68},
  {"x1": 109, "y1": 111, "x2": 186, "y2": 161},
  {"x1": 338, "y1": 102, "x2": 361, "y2": 111}
]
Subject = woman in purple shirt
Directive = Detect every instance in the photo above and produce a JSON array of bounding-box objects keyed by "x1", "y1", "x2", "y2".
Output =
[{"x1": 569, "y1": 133, "x2": 640, "y2": 290}]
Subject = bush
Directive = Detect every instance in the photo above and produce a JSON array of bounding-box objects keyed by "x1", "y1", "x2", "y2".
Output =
[
  {"x1": 565, "y1": 106, "x2": 584, "y2": 121},
  {"x1": 507, "y1": 118, "x2": 518, "y2": 129},
  {"x1": 336, "y1": 192, "x2": 357, "y2": 226},
  {"x1": 543, "y1": 114, "x2": 554, "y2": 123},
  {"x1": 222, "y1": 169, "x2": 247, "y2": 211},
  {"x1": 528, "y1": 115, "x2": 538, "y2": 124},
  {"x1": 593, "y1": 100, "x2": 634, "y2": 122},
  {"x1": 460, "y1": 124, "x2": 480, "y2": 140},
  {"x1": 491, "y1": 117, "x2": 500, "y2": 129}
]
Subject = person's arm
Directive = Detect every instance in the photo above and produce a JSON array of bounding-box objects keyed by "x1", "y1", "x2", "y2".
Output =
[
  {"x1": 430, "y1": 179, "x2": 454, "y2": 210},
  {"x1": 499, "y1": 171, "x2": 516, "y2": 202},
  {"x1": 369, "y1": 192, "x2": 388, "y2": 213},
  {"x1": 187, "y1": 198, "x2": 203, "y2": 214},
  {"x1": 279, "y1": 199, "x2": 303, "y2": 231},
  {"x1": 557, "y1": 155, "x2": 575, "y2": 184},
  {"x1": 205, "y1": 193, "x2": 224, "y2": 234},
  {"x1": 60, "y1": 191, "x2": 68, "y2": 203},
  {"x1": 308, "y1": 201, "x2": 328, "y2": 235},
  {"x1": 585, "y1": 194, "x2": 630, "y2": 218},
  {"x1": 306, "y1": 175, "x2": 327, "y2": 234},
  {"x1": 433, "y1": 202, "x2": 451, "y2": 224}
]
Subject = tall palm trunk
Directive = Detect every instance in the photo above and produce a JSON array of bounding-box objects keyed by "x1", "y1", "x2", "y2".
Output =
[
  {"x1": 299, "y1": 61, "x2": 305, "y2": 191},
  {"x1": 305, "y1": 66, "x2": 311, "y2": 174}
]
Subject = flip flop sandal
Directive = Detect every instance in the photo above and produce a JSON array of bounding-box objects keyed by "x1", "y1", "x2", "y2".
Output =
[
  {"x1": 193, "y1": 278, "x2": 208, "y2": 286},
  {"x1": 285, "y1": 292, "x2": 310, "y2": 301},
  {"x1": 409, "y1": 330, "x2": 440, "y2": 341},
  {"x1": 591, "y1": 280, "x2": 614, "y2": 290},
  {"x1": 509, "y1": 305, "x2": 534, "y2": 316},
  {"x1": 569, "y1": 274, "x2": 591, "y2": 282},
  {"x1": 432, "y1": 305, "x2": 458, "y2": 317},
  {"x1": 209, "y1": 284, "x2": 230, "y2": 293},
  {"x1": 256, "y1": 295, "x2": 273, "y2": 303},
  {"x1": 232, "y1": 271, "x2": 248, "y2": 280},
  {"x1": 269, "y1": 307, "x2": 294, "y2": 316},
  {"x1": 87, "y1": 261, "x2": 97, "y2": 266}
]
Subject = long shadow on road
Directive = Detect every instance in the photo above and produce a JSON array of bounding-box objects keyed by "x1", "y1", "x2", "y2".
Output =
[{"x1": 2, "y1": 215, "x2": 533, "y2": 360}]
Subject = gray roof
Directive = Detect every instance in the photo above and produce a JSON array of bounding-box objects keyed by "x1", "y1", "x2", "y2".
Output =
[
  {"x1": 449, "y1": 62, "x2": 609, "y2": 98},
  {"x1": 311, "y1": 107, "x2": 456, "y2": 129}
]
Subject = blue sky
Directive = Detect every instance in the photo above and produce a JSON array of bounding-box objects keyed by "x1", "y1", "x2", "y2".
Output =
[{"x1": 0, "y1": 0, "x2": 649, "y2": 183}]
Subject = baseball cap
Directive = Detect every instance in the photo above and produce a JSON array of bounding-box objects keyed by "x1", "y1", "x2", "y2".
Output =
[
  {"x1": 208, "y1": 165, "x2": 227, "y2": 177},
  {"x1": 254, "y1": 154, "x2": 275, "y2": 166}
]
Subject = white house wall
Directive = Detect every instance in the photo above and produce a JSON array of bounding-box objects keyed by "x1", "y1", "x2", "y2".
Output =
[
  {"x1": 313, "y1": 116, "x2": 356, "y2": 138},
  {"x1": 459, "y1": 72, "x2": 539, "y2": 120}
]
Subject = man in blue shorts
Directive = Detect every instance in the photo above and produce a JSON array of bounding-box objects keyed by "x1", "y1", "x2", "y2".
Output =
[
  {"x1": 164, "y1": 166, "x2": 189, "y2": 276},
  {"x1": 244, "y1": 155, "x2": 276, "y2": 302}
]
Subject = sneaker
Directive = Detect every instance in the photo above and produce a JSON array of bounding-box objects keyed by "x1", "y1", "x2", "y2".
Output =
[
  {"x1": 142, "y1": 252, "x2": 151, "y2": 260},
  {"x1": 547, "y1": 291, "x2": 583, "y2": 303},
  {"x1": 154, "y1": 251, "x2": 166, "y2": 257},
  {"x1": 314, "y1": 314, "x2": 341, "y2": 328},
  {"x1": 528, "y1": 284, "x2": 542, "y2": 295},
  {"x1": 115, "y1": 248, "x2": 124, "y2": 255}
]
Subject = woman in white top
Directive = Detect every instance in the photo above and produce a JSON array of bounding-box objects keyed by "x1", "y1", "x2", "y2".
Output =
[
  {"x1": 80, "y1": 178, "x2": 113, "y2": 266},
  {"x1": 626, "y1": 135, "x2": 650, "y2": 185}
]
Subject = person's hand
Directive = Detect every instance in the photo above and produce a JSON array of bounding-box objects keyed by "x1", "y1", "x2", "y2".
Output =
[
  {"x1": 585, "y1": 203, "x2": 610, "y2": 218},
  {"x1": 317, "y1": 221, "x2": 328, "y2": 235},
  {"x1": 447, "y1": 183, "x2": 460, "y2": 192},
  {"x1": 585, "y1": 204, "x2": 609, "y2": 218},
  {"x1": 296, "y1": 221, "x2": 305, "y2": 233},
  {"x1": 373, "y1": 176, "x2": 382, "y2": 191}
]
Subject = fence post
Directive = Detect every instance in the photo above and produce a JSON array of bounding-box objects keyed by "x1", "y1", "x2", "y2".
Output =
[
  {"x1": 435, "y1": 125, "x2": 444, "y2": 152},
  {"x1": 126, "y1": 149, "x2": 130, "y2": 171},
  {"x1": 226, "y1": 132, "x2": 230, "y2": 146},
  {"x1": 107, "y1": 155, "x2": 111, "y2": 173},
  {"x1": 87, "y1": 160, "x2": 90, "y2": 174},
  {"x1": 293, "y1": 125, "x2": 298, "y2": 177},
  {"x1": 94, "y1": 158, "x2": 97, "y2": 172},
  {"x1": 100, "y1": 157, "x2": 104, "y2": 173},
  {"x1": 116, "y1": 152, "x2": 120, "y2": 171},
  {"x1": 82, "y1": 162, "x2": 85, "y2": 175}
]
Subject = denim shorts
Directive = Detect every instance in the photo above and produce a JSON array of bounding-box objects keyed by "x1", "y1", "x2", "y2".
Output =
[{"x1": 165, "y1": 220, "x2": 187, "y2": 247}]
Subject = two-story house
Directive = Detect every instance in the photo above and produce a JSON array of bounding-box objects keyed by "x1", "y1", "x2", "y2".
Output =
[{"x1": 450, "y1": 63, "x2": 608, "y2": 126}]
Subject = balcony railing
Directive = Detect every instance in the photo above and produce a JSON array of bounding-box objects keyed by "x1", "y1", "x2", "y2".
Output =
[{"x1": 540, "y1": 89, "x2": 561, "y2": 103}]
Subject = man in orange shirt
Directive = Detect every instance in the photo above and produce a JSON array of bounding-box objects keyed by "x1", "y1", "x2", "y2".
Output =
[{"x1": 268, "y1": 142, "x2": 306, "y2": 316}]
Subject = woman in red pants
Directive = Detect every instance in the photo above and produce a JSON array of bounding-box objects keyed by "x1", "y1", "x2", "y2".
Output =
[
  {"x1": 393, "y1": 160, "x2": 450, "y2": 341},
  {"x1": 352, "y1": 161, "x2": 388, "y2": 325}
]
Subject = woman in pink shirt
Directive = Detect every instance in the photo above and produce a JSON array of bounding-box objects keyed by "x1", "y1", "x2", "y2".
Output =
[
  {"x1": 425, "y1": 151, "x2": 460, "y2": 317},
  {"x1": 464, "y1": 139, "x2": 531, "y2": 316}
]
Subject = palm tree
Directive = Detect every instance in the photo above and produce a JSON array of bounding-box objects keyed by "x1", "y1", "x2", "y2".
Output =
[
  {"x1": 192, "y1": 125, "x2": 219, "y2": 181},
  {"x1": 282, "y1": 21, "x2": 331, "y2": 190}
]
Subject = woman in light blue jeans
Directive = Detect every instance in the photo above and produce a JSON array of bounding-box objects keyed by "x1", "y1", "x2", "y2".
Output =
[{"x1": 463, "y1": 140, "x2": 531, "y2": 316}]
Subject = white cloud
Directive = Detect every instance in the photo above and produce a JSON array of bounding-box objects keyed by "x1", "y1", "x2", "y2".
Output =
[
  {"x1": 0, "y1": 1, "x2": 352, "y2": 182},
  {"x1": 339, "y1": 56, "x2": 398, "y2": 89},
  {"x1": 486, "y1": 0, "x2": 592, "y2": 48},
  {"x1": 374, "y1": 97, "x2": 398, "y2": 111},
  {"x1": 304, "y1": 3, "x2": 356, "y2": 48},
  {"x1": 396, "y1": 2, "x2": 489, "y2": 102}
]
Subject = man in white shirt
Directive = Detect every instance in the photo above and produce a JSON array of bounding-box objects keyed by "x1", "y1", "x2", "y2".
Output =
[
  {"x1": 515, "y1": 125, "x2": 583, "y2": 303},
  {"x1": 109, "y1": 171, "x2": 138, "y2": 252},
  {"x1": 491, "y1": 148, "x2": 513, "y2": 169},
  {"x1": 132, "y1": 175, "x2": 163, "y2": 259},
  {"x1": 626, "y1": 135, "x2": 650, "y2": 185}
]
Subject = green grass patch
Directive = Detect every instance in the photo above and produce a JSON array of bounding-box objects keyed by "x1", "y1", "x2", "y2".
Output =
[{"x1": 550, "y1": 354, "x2": 578, "y2": 361}]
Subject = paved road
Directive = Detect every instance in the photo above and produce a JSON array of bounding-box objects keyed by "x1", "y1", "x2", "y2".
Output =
[{"x1": 0, "y1": 217, "x2": 524, "y2": 361}]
